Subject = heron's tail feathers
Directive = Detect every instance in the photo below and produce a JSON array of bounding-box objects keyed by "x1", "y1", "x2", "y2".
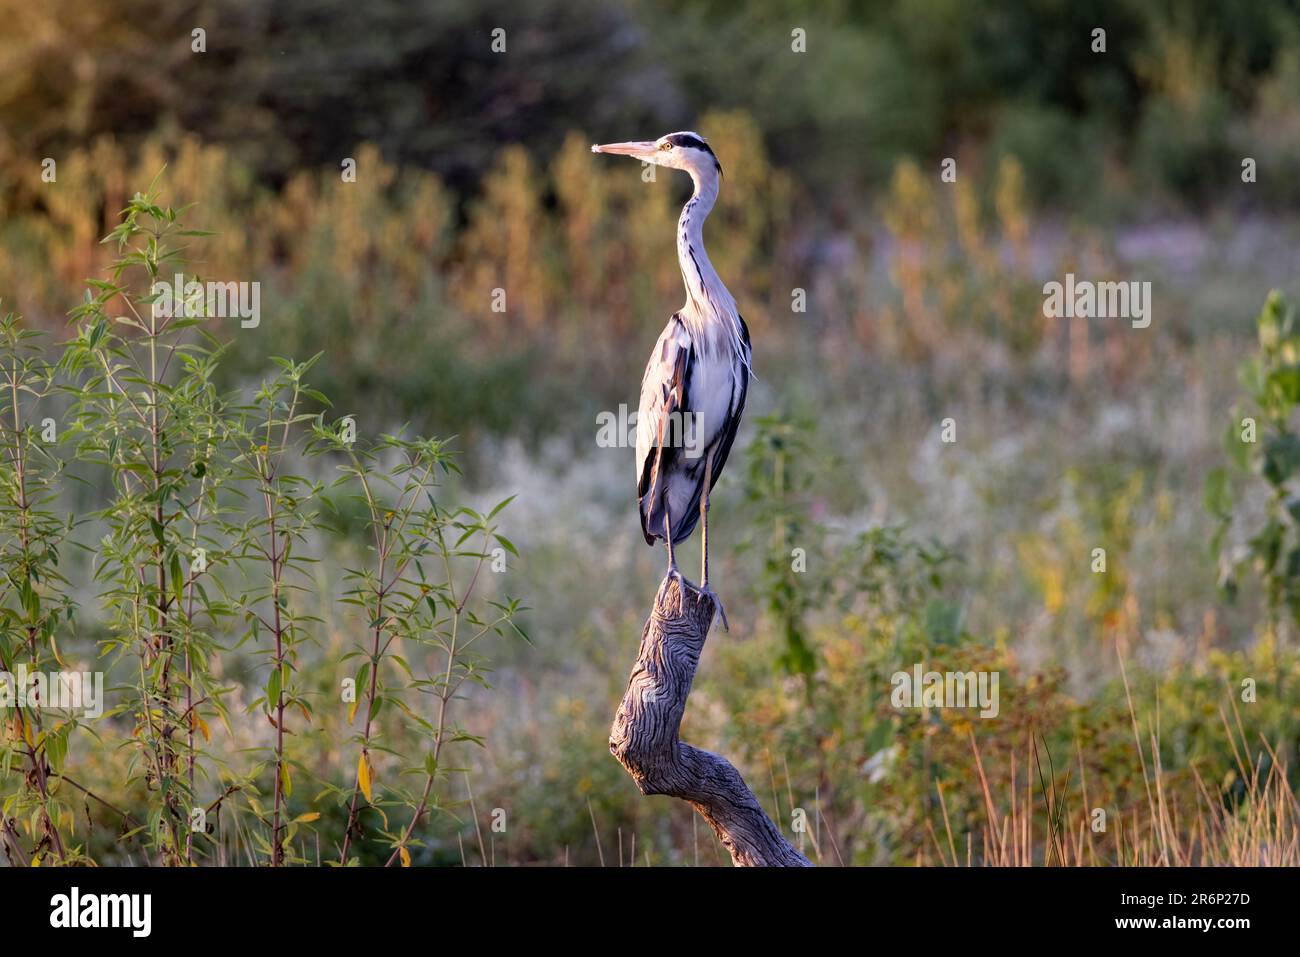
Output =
[{"x1": 639, "y1": 491, "x2": 702, "y2": 547}]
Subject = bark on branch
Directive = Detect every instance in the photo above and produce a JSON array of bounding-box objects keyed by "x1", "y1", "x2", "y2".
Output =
[{"x1": 609, "y1": 573, "x2": 812, "y2": 867}]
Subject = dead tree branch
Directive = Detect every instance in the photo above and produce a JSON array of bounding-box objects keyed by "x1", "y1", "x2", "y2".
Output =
[{"x1": 609, "y1": 573, "x2": 812, "y2": 867}]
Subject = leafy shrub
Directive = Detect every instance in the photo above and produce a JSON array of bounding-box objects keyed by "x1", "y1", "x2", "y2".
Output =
[{"x1": 0, "y1": 187, "x2": 526, "y2": 866}]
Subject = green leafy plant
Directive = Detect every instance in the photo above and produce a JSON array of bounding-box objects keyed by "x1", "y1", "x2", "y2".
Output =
[
  {"x1": 314, "y1": 425, "x2": 526, "y2": 866},
  {"x1": 1208, "y1": 290, "x2": 1300, "y2": 634},
  {"x1": 60, "y1": 191, "x2": 229, "y2": 864},
  {"x1": 221, "y1": 355, "x2": 328, "y2": 865},
  {"x1": 742, "y1": 412, "x2": 827, "y2": 683},
  {"x1": 0, "y1": 310, "x2": 78, "y2": 864},
  {"x1": 0, "y1": 185, "x2": 527, "y2": 867}
]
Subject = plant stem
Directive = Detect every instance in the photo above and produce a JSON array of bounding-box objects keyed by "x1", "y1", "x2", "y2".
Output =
[{"x1": 4, "y1": 356, "x2": 65, "y2": 862}]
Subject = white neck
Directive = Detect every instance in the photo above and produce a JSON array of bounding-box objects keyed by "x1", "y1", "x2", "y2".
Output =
[{"x1": 675, "y1": 169, "x2": 737, "y2": 333}]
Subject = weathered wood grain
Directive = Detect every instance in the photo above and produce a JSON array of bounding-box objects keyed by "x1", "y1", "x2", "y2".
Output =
[{"x1": 609, "y1": 573, "x2": 812, "y2": 867}]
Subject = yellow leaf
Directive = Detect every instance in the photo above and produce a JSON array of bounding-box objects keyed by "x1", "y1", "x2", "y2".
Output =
[
  {"x1": 358, "y1": 752, "x2": 373, "y2": 802},
  {"x1": 191, "y1": 712, "x2": 211, "y2": 743},
  {"x1": 399, "y1": 846, "x2": 411, "y2": 867},
  {"x1": 21, "y1": 715, "x2": 33, "y2": 748},
  {"x1": 293, "y1": 812, "x2": 321, "y2": 824},
  {"x1": 348, "y1": 698, "x2": 359, "y2": 725},
  {"x1": 31, "y1": 854, "x2": 40, "y2": 867}
]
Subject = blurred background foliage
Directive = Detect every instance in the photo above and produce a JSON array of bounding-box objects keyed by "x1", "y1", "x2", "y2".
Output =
[{"x1": 1, "y1": 0, "x2": 1299, "y2": 865}]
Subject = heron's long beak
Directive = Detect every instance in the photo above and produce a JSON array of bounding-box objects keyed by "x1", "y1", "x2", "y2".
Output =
[{"x1": 591, "y1": 140, "x2": 657, "y2": 161}]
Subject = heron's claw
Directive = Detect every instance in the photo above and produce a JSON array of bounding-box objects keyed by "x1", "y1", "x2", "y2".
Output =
[{"x1": 701, "y1": 584, "x2": 730, "y2": 632}]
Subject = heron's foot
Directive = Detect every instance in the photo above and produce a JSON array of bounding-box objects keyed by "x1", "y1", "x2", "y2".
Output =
[{"x1": 700, "y1": 583, "x2": 730, "y2": 632}]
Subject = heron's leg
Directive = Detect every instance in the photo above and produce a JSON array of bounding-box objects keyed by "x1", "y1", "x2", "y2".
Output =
[
  {"x1": 701, "y1": 456, "x2": 712, "y2": 586},
  {"x1": 664, "y1": 502, "x2": 678, "y2": 574},
  {"x1": 699, "y1": 455, "x2": 729, "y2": 631}
]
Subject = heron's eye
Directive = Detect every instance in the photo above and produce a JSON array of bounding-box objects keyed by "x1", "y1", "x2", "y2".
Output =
[{"x1": 659, "y1": 142, "x2": 672, "y2": 151}]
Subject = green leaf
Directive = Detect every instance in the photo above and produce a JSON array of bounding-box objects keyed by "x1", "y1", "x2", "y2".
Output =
[
  {"x1": 1269, "y1": 365, "x2": 1300, "y2": 406},
  {"x1": 170, "y1": 551, "x2": 185, "y2": 607},
  {"x1": 266, "y1": 667, "x2": 282, "y2": 709},
  {"x1": 1204, "y1": 468, "x2": 1232, "y2": 520},
  {"x1": 1263, "y1": 433, "x2": 1300, "y2": 486},
  {"x1": 1259, "y1": 293, "x2": 1282, "y2": 351},
  {"x1": 42, "y1": 724, "x2": 68, "y2": 772},
  {"x1": 19, "y1": 577, "x2": 39, "y2": 621}
]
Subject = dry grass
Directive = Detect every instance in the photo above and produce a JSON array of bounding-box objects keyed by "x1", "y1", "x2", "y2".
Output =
[{"x1": 916, "y1": 650, "x2": 1300, "y2": 867}]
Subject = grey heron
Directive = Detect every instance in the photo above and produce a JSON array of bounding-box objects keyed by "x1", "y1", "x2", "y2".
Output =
[{"x1": 592, "y1": 131, "x2": 751, "y2": 628}]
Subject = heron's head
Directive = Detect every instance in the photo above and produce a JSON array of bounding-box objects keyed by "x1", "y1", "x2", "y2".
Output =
[{"x1": 591, "y1": 131, "x2": 723, "y2": 178}]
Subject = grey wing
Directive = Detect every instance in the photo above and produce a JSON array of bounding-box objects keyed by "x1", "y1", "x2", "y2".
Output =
[
  {"x1": 705, "y1": 313, "x2": 751, "y2": 495},
  {"x1": 636, "y1": 316, "x2": 693, "y2": 545}
]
